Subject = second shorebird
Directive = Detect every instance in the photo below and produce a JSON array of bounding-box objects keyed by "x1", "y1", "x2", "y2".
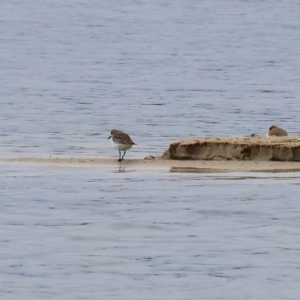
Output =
[
  {"x1": 267, "y1": 125, "x2": 288, "y2": 137},
  {"x1": 108, "y1": 129, "x2": 136, "y2": 162}
]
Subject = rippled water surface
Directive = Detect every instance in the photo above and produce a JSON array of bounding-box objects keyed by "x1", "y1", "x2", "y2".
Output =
[
  {"x1": 1, "y1": 165, "x2": 300, "y2": 299},
  {"x1": 1, "y1": 0, "x2": 300, "y2": 299},
  {"x1": 1, "y1": 0, "x2": 300, "y2": 159}
]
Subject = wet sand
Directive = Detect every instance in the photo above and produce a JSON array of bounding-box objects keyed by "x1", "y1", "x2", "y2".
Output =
[{"x1": 1, "y1": 157, "x2": 300, "y2": 173}]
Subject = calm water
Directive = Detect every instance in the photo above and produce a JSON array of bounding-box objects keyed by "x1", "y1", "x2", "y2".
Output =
[
  {"x1": 1, "y1": 0, "x2": 300, "y2": 299},
  {"x1": 1, "y1": 165, "x2": 300, "y2": 299},
  {"x1": 1, "y1": 0, "x2": 300, "y2": 158}
]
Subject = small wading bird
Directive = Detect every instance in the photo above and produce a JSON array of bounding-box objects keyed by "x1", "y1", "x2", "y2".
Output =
[
  {"x1": 267, "y1": 125, "x2": 288, "y2": 137},
  {"x1": 108, "y1": 129, "x2": 136, "y2": 162}
]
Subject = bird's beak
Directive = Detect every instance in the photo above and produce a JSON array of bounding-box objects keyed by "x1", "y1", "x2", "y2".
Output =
[{"x1": 108, "y1": 136, "x2": 111, "y2": 140}]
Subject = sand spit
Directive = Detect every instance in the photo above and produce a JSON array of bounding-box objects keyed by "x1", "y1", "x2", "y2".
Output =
[
  {"x1": 162, "y1": 136, "x2": 300, "y2": 162},
  {"x1": 1, "y1": 156, "x2": 300, "y2": 173},
  {"x1": 1, "y1": 137, "x2": 300, "y2": 172}
]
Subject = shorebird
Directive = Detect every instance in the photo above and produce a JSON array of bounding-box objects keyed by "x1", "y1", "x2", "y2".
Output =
[
  {"x1": 267, "y1": 125, "x2": 288, "y2": 137},
  {"x1": 108, "y1": 129, "x2": 136, "y2": 162}
]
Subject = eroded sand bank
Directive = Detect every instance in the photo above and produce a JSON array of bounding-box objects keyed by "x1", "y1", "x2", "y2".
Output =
[{"x1": 162, "y1": 136, "x2": 300, "y2": 162}]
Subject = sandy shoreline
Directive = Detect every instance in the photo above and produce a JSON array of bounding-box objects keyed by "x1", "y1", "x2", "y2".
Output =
[
  {"x1": 1, "y1": 157, "x2": 300, "y2": 173},
  {"x1": 2, "y1": 137, "x2": 300, "y2": 173}
]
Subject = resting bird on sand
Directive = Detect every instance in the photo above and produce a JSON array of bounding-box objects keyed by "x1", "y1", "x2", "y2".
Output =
[{"x1": 267, "y1": 125, "x2": 288, "y2": 137}]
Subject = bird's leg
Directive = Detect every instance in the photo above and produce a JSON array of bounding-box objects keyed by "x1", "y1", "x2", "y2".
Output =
[
  {"x1": 121, "y1": 151, "x2": 126, "y2": 160},
  {"x1": 118, "y1": 151, "x2": 122, "y2": 162}
]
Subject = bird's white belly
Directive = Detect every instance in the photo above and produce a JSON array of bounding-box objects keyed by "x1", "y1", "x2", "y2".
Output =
[{"x1": 111, "y1": 139, "x2": 132, "y2": 151}]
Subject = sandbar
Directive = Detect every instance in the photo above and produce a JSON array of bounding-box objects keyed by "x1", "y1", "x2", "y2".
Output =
[{"x1": 1, "y1": 156, "x2": 300, "y2": 173}]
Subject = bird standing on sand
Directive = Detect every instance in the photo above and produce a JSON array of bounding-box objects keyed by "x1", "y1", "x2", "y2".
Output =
[
  {"x1": 108, "y1": 129, "x2": 136, "y2": 162},
  {"x1": 267, "y1": 125, "x2": 288, "y2": 137}
]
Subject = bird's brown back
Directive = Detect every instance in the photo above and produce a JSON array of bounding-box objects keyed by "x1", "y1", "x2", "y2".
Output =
[
  {"x1": 111, "y1": 129, "x2": 135, "y2": 145},
  {"x1": 268, "y1": 125, "x2": 288, "y2": 137}
]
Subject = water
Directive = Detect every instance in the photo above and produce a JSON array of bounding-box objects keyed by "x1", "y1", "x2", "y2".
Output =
[
  {"x1": 1, "y1": 165, "x2": 300, "y2": 299},
  {"x1": 1, "y1": 0, "x2": 300, "y2": 158},
  {"x1": 1, "y1": 0, "x2": 300, "y2": 298}
]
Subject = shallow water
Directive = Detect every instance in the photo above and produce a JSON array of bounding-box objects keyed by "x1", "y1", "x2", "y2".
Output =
[
  {"x1": 1, "y1": 164, "x2": 300, "y2": 299},
  {"x1": 1, "y1": 0, "x2": 300, "y2": 298}
]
